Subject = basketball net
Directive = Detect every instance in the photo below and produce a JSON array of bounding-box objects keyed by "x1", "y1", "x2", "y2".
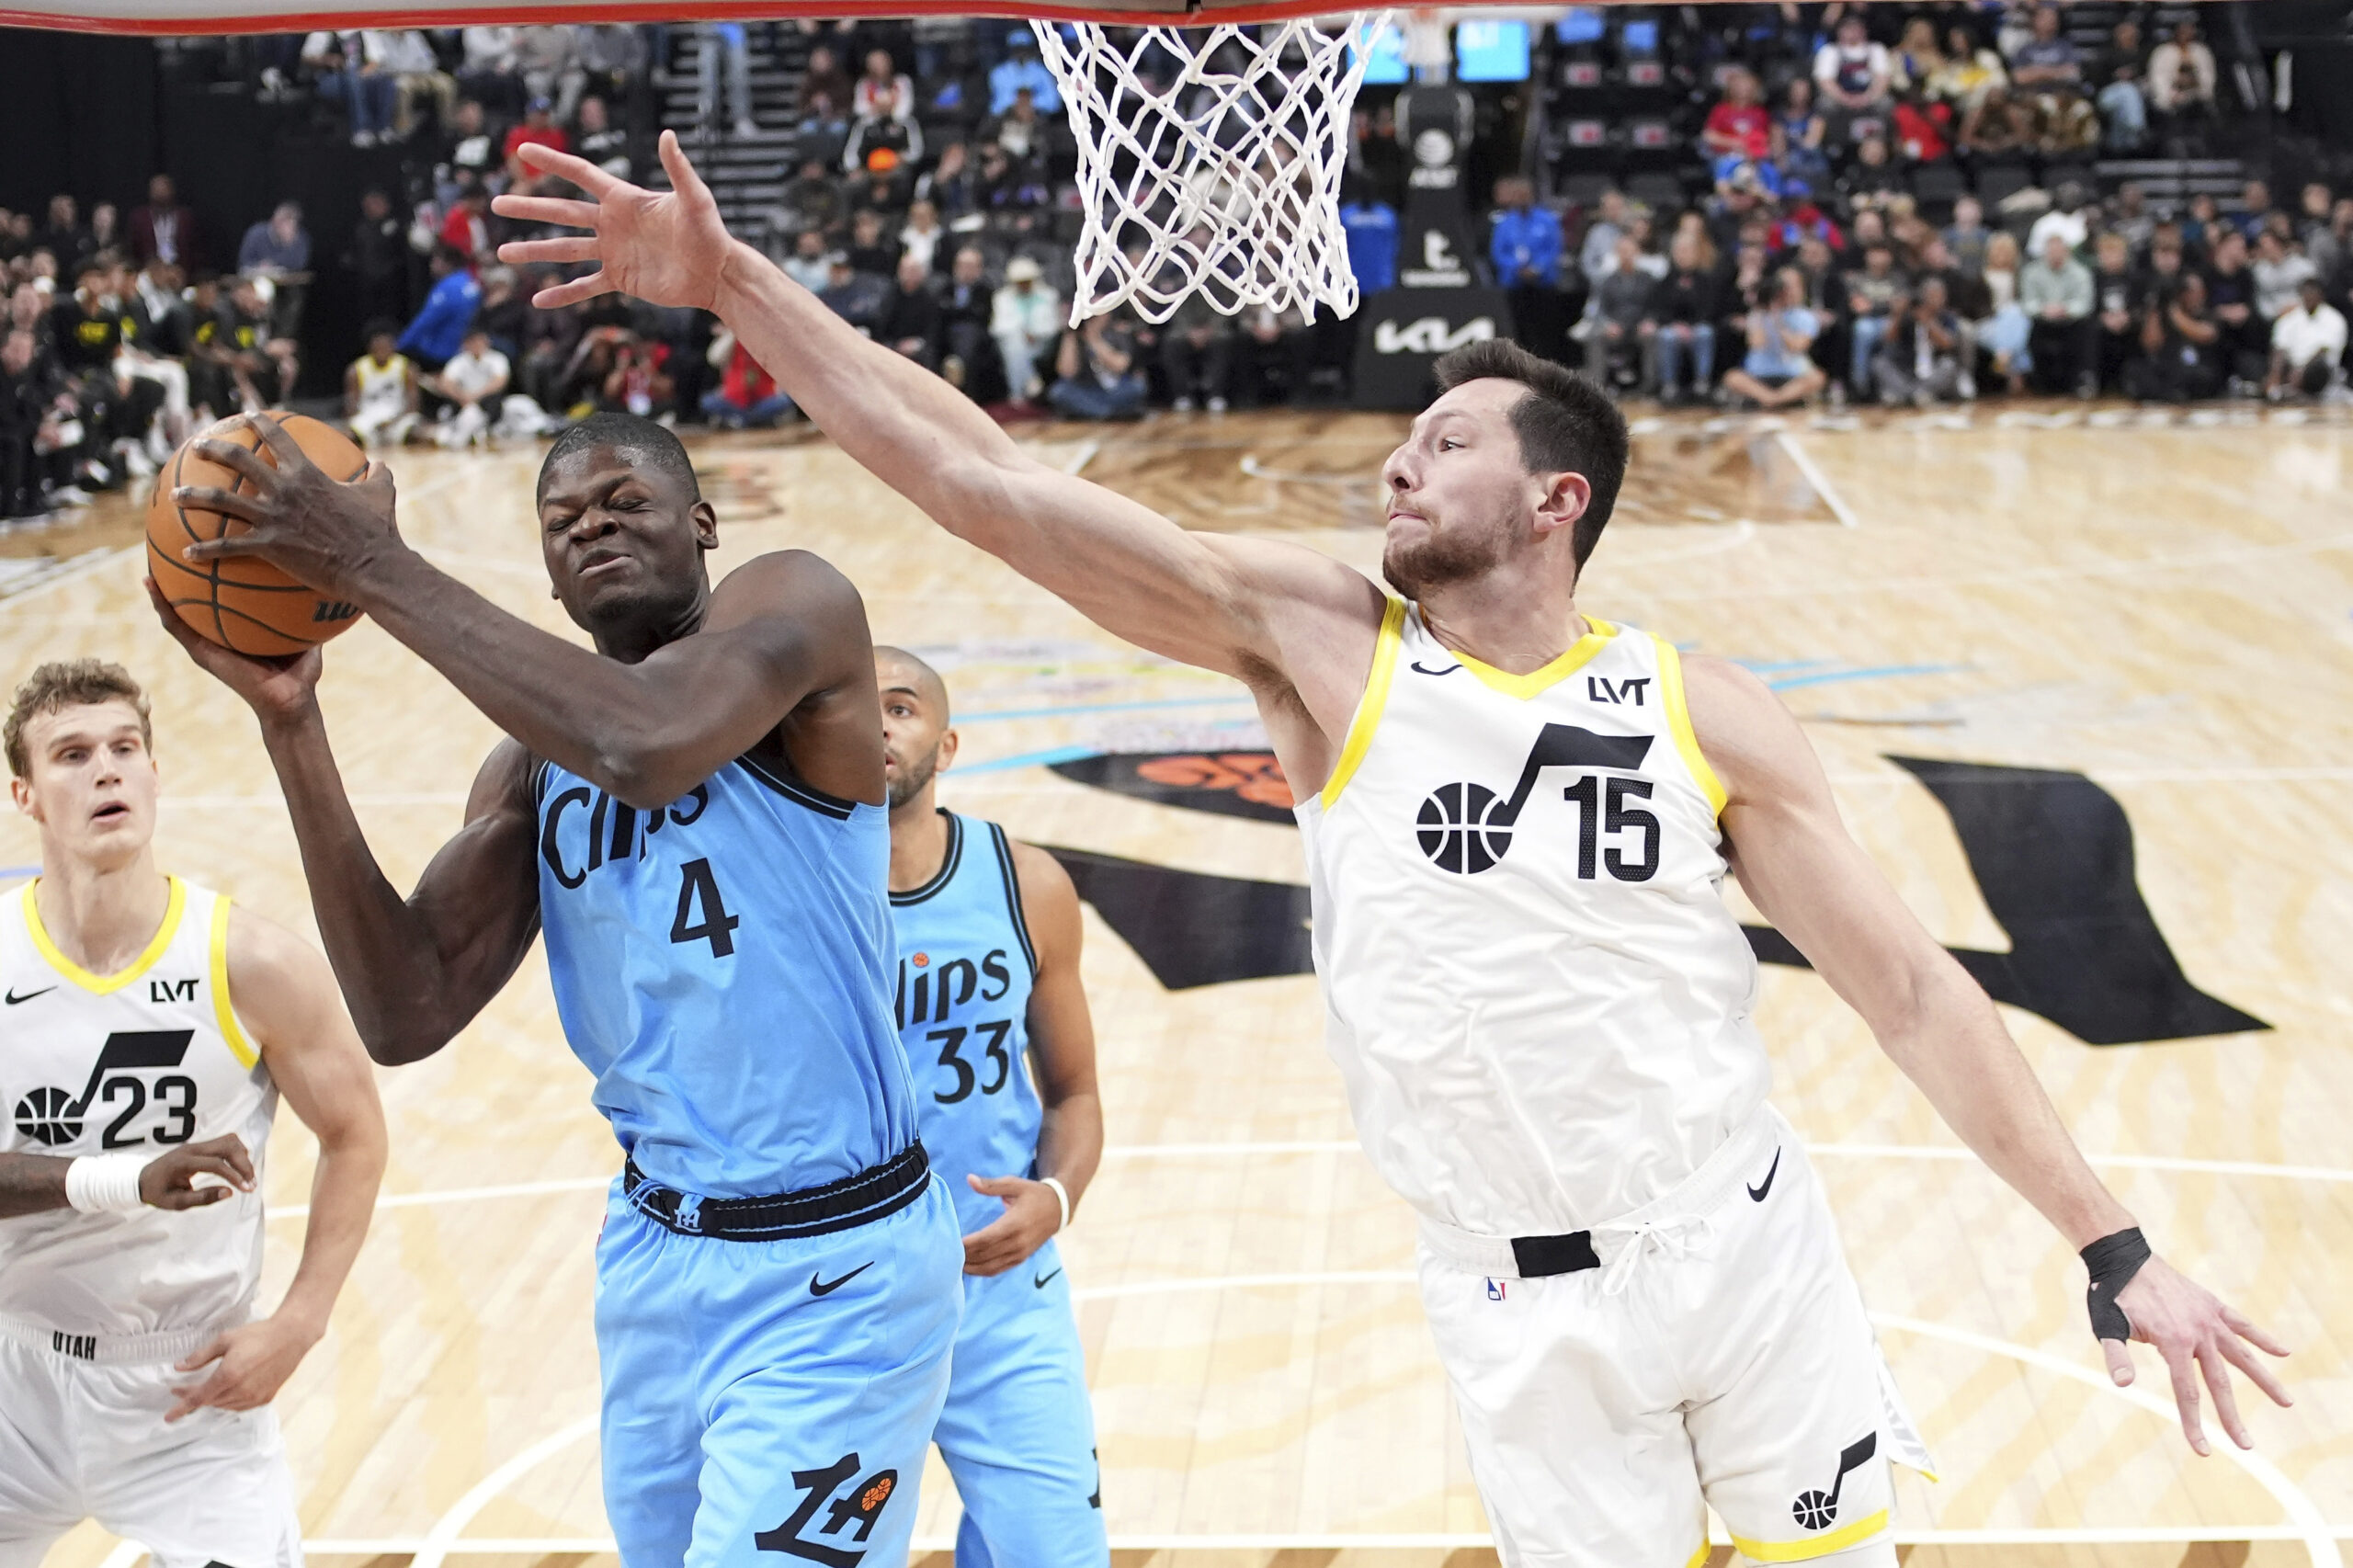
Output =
[{"x1": 1032, "y1": 13, "x2": 1392, "y2": 325}]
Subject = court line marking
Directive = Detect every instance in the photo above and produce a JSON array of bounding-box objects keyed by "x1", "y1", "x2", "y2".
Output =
[
  {"x1": 1772, "y1": 430, "x2": 1861, "y2": 529},
  {"x1": 410, "y1": 1413, "x2": 602, "y2": 1568},
  {"x1": 265, "y1": 1141, "x2": 2353, "y2": 1221},
  {"x1": 274, "y1": 1290, "x2": 2342, "y2": 1563}
]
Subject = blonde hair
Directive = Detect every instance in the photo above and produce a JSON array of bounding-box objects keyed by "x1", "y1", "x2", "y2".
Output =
[{"x1": 5, "y1": 659, "x2": 152, "y2": 778}]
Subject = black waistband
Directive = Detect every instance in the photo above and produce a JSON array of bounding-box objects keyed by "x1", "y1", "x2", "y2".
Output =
[
  {"x1": 1511, "y1": 1231, "x2": 1601, "y2": 1278},
  {"x1": 622, "y1": 1142, "x2": 931, "y2": 1242}
]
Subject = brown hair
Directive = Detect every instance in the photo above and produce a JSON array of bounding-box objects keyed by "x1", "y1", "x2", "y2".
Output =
[
  {"x1": 6, "y1": 659, "x2": 152, "y2": 778},
  {"x1": 1431, "y1": 338, "x2": 1630, "y2": 568}
]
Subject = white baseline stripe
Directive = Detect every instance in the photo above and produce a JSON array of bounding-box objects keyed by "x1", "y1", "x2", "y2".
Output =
[{"x1": 265, "y1": 1142, "x2": 2353, "y2": 1221}]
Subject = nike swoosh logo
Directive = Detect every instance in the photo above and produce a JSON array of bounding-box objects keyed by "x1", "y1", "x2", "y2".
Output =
[
  {"x1": 1748, "y1": 1147, "x2": 1781, "y2": 1202},
  {"x1": 809, "y1": 1262, "x2": 874, "y2": 1297},
  {"x1": 1034, "y1": 1266, "x2": 1063, "y2": 1290},
  {"x1": 4, "y1": 986, "x2": 56, "y2": 1006},
  {"x1": 1410, "y1": 660, "x2": 1461, "y2": 676}
]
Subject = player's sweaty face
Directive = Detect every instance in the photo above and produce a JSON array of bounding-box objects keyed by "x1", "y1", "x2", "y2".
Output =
[
  {"x1": 10, "y1": 704, "x2": 159, "y2": 868},
  {"x1": 1379, "y1": 381, "x2": 1540, "y2": 597},
  {"x1": 538, "y1": 447, "x2": 712, "y2": 637}
]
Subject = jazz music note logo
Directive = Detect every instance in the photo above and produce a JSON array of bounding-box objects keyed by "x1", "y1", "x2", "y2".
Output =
[{"x1": 1791, "y1": 1432, "x2": 1876, "y2": 1530}]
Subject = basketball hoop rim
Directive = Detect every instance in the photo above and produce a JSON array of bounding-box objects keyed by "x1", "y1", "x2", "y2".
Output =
[{"x1": 6, "y1": 0, "x2": 1418, "y2": 38}]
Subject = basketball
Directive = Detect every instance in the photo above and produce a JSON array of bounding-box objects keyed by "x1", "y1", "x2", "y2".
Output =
[{"x1": 145, "y1": 413, "x2": 369, "y2": 657}]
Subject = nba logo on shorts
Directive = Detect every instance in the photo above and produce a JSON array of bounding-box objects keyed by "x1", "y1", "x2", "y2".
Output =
[{"x1": 1485, "y1": 1278, "x2": 1506, "y2": 1301}]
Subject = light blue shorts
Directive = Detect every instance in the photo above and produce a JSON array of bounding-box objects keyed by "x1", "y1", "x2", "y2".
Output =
[
  {"x1": 934, "y1": 1239, "x2": 1108, "y2": 1568},
  {"x1": 595, "y1": 1176, "x2": 963, "y2": 1568}
]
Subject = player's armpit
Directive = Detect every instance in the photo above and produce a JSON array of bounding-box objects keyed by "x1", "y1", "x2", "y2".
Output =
[{"x1": 226, "y1": 907, "x2": 386, "y2": 1345}]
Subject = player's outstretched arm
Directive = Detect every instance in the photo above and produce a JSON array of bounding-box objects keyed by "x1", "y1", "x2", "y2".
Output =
[
  {"x1": 151, "y1": 584, "x2": 545, "y2": 1064},
  {"x1": 1684, "y1": 656, "x2": 2291, "y2": 1456},
  {"x1": 492, "y1": 136, "x2": 1382, "y2": 700},
  {"x1": 166, "y1": 909, "x2": 388, "y2": 1423},
  {"x1": 963, "y1": 841, "x2": 1103, "y2": 1278}
]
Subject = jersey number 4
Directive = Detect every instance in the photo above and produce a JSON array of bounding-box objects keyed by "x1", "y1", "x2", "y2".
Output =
[{"x1": 669, "y1": 858, "x2": 741, "y2": 958}]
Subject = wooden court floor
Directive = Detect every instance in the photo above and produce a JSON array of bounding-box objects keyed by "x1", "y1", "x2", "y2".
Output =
[{"x1": 9, "y1": 403, "x2": 2353, "y2": 1568}]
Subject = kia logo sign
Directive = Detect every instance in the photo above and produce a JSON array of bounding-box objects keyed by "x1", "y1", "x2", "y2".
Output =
[{"x1": 1371, "y1": 315, "x2": 1498, "y2": 354}]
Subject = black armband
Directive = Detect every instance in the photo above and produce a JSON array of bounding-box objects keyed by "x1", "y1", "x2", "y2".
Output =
[{"x1": 2082, "y1": 1226, "x2": 2152, "y2": 1343}]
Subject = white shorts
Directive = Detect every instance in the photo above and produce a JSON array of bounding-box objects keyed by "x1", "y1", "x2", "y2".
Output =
[
  {"x1": 0, "y1": 1322, "x2": 303, "y2": 1568},
  {"x1": 1416, "y1": 1104, "x2": 1932, "y2": 1568}
]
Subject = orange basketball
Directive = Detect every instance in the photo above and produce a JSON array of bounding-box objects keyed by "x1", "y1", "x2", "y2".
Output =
[{"x1": 146, "y1": 412, "x2": 370, "y2": 657}]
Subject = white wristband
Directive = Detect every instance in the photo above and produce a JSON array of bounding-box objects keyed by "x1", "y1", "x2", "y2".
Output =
[
  {"x1": 1040, "y1": 1176, "x2": 1072, "y2": 1233},
  {"x1": 65, "y1": 1154, "x2": 148, "y2": 1213}
]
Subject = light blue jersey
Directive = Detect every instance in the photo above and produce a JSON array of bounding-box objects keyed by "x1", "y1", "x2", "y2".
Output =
[
  {"x1": 536, "y1": 749, "x2": 961, "y2": 1568},
  {"x1": 892, "y1": 811, "x2": 1041, "y2": 1229},
  {"x1": 892, "y1": 811, "x2": 1108, "y2": 1568},
  {"x1": 535, "y1": 751, "x2": 917, "y2": 1196}
]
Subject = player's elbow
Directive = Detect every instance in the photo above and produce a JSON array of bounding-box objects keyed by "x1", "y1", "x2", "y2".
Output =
[{"x1": 1870, "y1": 950, "x2": 1992, "y2": 1068}]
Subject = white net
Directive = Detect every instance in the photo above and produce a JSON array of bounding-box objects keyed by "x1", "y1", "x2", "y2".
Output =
[{"x1": 1032, "y1": 14, "x2": 1391, "y2": 325}]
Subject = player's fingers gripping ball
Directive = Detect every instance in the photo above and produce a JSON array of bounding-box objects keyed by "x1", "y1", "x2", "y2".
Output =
[{"x1": 146, "y1": 412, "x2": 370, "y2": 656}]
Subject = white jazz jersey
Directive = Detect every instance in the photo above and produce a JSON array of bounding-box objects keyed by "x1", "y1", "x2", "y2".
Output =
[
  {"x1": 350, "y1": 352, "x2": 411, "y2": 424},
  {"x1": 0, "y1": 878, "x2": 277, "y2": 1337},
  {"x1": 1296, "y1": 600, "x2": 1769, "y2": 1236}
]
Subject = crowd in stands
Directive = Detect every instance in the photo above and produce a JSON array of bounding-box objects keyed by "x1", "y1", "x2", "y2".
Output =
[{"x1": 2, "y1": 4, "x2": 2347, "y2": 519}]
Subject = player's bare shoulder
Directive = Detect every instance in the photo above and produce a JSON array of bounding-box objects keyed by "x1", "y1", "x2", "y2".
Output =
[
  {"x1": 219, "y1": 903, "x2": 348, "y2": 1056},
  {"x1": 1675, "y1": 652, "x2": 1826, "y2": 810}
]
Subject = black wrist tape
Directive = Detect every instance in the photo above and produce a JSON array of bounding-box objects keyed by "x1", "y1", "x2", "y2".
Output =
[{"x1": 2082, "y1": 1226, "x2": 2152, "y2": 1343}]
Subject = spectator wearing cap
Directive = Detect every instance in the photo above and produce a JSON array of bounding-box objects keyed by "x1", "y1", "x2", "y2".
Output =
[
  {"x1": 2027, "y1": 184, "x2": 2093, "y2": 262},
  {"x1": 989, "y1": 30, "x2": 1061, "y2": 117},
  {"x1": 1813, "y1": 16, "x2": 1893, "y2": 147},
  {"x1": 2020, "y1": 232, "x2": 2095, "y2": 395},
  {"x1": 505, "y1": 98, "x2": 570, "y2": 172},
  {"x1": 991, "y1": 255, "x2": 1060, "y2": 403},
  {"x1": 129, "y1": 176, "x2": 203, "y2": 272},
  {"x1": 1490, "y1": 176, "x2": 1565, "y2": 365},
  {"x1": 2267, "y1": 277, "x2": 2346, "y2": 401}
]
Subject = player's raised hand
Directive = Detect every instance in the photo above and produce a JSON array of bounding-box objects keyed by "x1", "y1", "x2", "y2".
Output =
[
  {"x1": 147, "y1": 576, "x2": 324, "y2": 725},
  {"x1": 961, "y1": 1173, "x2": 1064, "y2": 1276},
  {"x1": 165, "y1": 1311, "x2": 322, "y2": 1423},
  {"x1": 2107, "y1": 1256, "x2": 2291, "y2": 1455},
  {"x1": 170, "y1": 415, "x2": 403, "y2": 601},
  {"x1": 139, "y1": 1133, "x2": 256, "y2": 1210},
  {"x1": 494, "y1": 131, "x2": 733, "y2": 313}
]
